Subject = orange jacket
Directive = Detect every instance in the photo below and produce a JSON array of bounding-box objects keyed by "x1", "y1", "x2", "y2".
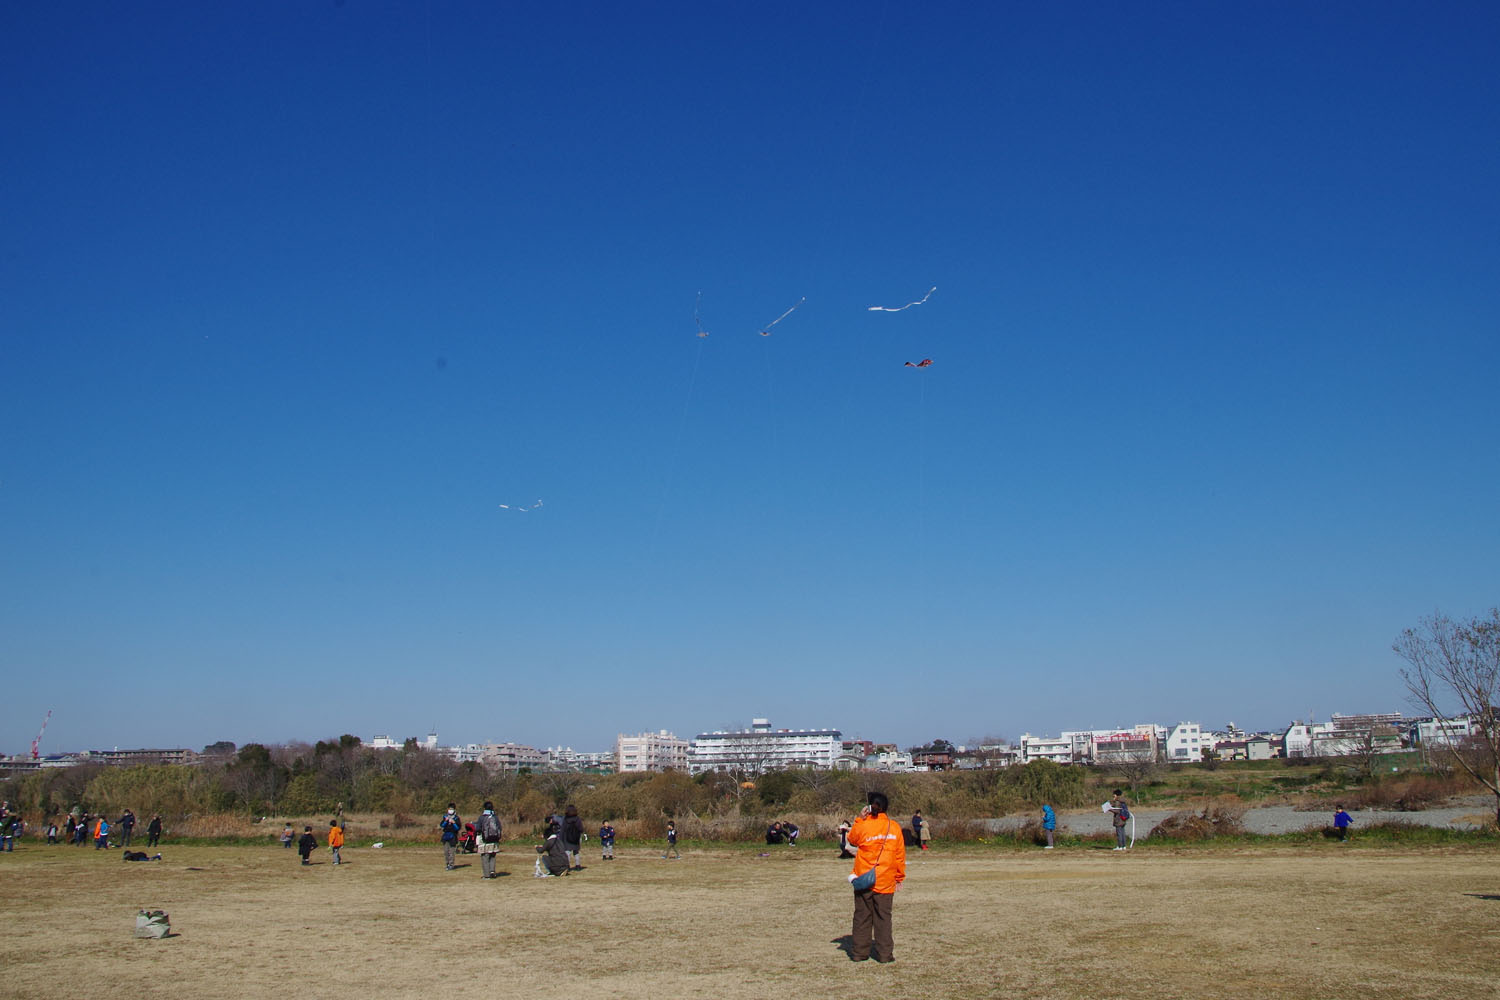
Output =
[
  {"x1": 847, "y1": 813, "x2": 906, "y2": 894},
  {"x1": 328, "y1": 825, "x2": 345, "y2": 848}
]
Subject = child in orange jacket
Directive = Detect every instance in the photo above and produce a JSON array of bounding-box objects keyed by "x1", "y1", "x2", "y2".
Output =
[{"x1": 328, "y1": 820, "x2": 345, "y2": 865}]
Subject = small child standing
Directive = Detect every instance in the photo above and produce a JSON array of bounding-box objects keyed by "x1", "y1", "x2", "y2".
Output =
[
  {"x1": 599, "y1": 821, "x2": 615, "y2": 860},
  {"x1": 298, "y1": 826, "x2": 317, "y2": 865},
  {"x1": 662, "y1": 820, "x2": 681, "y2": 859},
  {"x1": 328, "y1": 820, "x2": 345, "y2": 865},
  {"x1": 1333, "y1": 804, "x2": 1352, "y2": 842},
  {"x1": 280, "y1": 825, "x2": 294, "y2": 849}
]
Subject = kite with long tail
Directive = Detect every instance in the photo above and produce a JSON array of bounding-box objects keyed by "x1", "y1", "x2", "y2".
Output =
[
  {"x1": 868, "y1": 286, "x2": 936, "y2": 312},
  {"x1": 758, "y1": 296, "x2": 805, "y2": 335}
]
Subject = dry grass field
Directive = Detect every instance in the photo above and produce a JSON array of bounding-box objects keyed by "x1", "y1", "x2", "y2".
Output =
[{"x1": 5, "y1": 841, "x2": 1498, "y2": 1000}]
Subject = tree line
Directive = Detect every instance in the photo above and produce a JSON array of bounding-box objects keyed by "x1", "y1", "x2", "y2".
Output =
[{"x1": 0, "y1": 737, "x2": 1094, "y2": 832}]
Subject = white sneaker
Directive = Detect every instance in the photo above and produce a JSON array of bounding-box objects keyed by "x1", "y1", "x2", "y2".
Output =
[{"x1": 1043, "y1": 845, "x2": 1054, "y2": 849}]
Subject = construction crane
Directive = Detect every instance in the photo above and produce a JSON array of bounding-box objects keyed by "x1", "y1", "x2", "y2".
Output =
[{"x1": 31, "y1": 709, "x2": 52, "y2": 760}]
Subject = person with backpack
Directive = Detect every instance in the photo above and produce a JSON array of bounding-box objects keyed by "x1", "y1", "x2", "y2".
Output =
[
  {"x1": 1108, "y1": 789, "x2": 1131, "y2": 850},
  {"x1": 439, "y1": 803, "x2": 463, "y2": 871},
  {"x1": 476, "y1": 801, "x2": 503, "y2": 879},
  {"x1": 561, "y1": 804, "x2": 585, "y2": 871},
  {"x1": 598, "y1": 820, "x2": 615, "y2": 860}
]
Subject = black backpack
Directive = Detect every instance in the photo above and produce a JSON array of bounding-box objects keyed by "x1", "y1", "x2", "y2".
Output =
[{"x1": 480, "y1": 813, "x2": 502, "y2": 843}]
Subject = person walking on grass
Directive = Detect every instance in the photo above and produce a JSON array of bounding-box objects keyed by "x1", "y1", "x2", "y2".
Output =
[
  {"x1": 599, "y1": 820, "x2": 615, "y2": 860},
  {"x1": 440, "y1": 803, "x2": 462, "y2": 871},
  {"x1": 94, "y1": 815, "x2": 110, "y2": 850},
  {"x1": 148, "y1": 815, "x2": 163, "y2": 848},
  {"x1": 847, "y1": 791, "x2": 906, "y2": 964},
  {"x1": 662, "y1": 820, "x2": 681, "y2": 859},
  {"x1": 476, "y1": 801, "x2": 503, "y2": 879},
  {"x1": 1042, "y1": 804, "x2": 1056, "y2": 849},
  {"x1": 328, "y1": 819, "x2": 345, "y2": 865},
  {"x1": 1333, "y1": 804, "x2": 1352, "y2": 842},
  {"x1": 298, "y1": 826, "x2": 316, "y2": 865}
]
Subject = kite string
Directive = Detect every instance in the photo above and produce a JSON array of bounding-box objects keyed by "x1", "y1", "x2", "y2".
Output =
[{"x1": 644, "y1": 337, "x2": 706, "y2": 579}]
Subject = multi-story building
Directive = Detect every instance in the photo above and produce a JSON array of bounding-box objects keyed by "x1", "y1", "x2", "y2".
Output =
[
  {"x1": 1408, "y1": 715, "x2": 1480, "y2": 748},
  {"x1": 1215, "y1": 737, "x2": 1275, "y2": 761},
  {"x1": 83, "y1": 748, "x2": 199, "y2": 767},
  {"x1": 1164, "y1": 722, "x2": 1205, "y2": 762},
  {"x1": 689, "y1": 719, "x2": 842, "y2": 774},
  {"x1": 1018, "y1": 733, "x2": 1075, "y2": 764},
  {"x1": 615, "y1": 731, "x2": 690, "y2": 772},
  {"x1": 476, "y1": 742, "x2": 546, "y2": 771},
  {"x1": 864, "y1": 748, "x2": 913, "y2": 771},
  {"x1": 1283, "y1": 717, "x2": 1405, "y2": 758},
  {"x1": 1092, "y1": 727, "x2": 1159, "y2": 765}
]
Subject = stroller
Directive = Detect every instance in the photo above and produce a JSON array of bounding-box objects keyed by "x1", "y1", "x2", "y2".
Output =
[{"x1": 459, "y1": 823, "x2": 478, "y2": 854}]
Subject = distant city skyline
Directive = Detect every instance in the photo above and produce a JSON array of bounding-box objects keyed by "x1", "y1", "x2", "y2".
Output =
[
  {"x1": 4, "y1": 5, "x2": 1495, "y2": 758},
  {"x1": 11, "y1": 704, "x2": 1409, "y2": 759}
]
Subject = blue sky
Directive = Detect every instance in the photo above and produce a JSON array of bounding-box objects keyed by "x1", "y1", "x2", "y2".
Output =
[{"x1": 3, "y1": 2, "x2": 1497, "y2": 756}]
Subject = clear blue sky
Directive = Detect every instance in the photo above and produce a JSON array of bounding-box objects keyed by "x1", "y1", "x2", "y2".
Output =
[{"x1": 4, "y1": 2, "x2": 1497, "y2": 755}]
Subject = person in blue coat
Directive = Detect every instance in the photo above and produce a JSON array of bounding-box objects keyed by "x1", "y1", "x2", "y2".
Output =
[
  {"x1": 1333, "y1": 804, "x2": 1352, "y2": 842},
  {"x1": 1041, "y1": 804, "x2": 1056, "y2": 849}
]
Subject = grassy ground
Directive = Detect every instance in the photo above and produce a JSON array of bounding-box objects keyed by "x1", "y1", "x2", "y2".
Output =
[{"x1": 5, "y1": 840, "x2": 1499, "y2": 999}]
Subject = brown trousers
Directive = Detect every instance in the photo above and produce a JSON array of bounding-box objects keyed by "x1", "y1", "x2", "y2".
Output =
[{"x1": 851, "y1": 889, "x2": 894, "y2": 961}]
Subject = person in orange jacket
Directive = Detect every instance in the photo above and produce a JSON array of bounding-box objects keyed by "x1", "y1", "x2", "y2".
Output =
[
  {"x1": 845, "y1": 790, "x2": 906, "y2": 964},
  {"x1": 328, "y1": 820, "x2": 345, "y2": 865}
]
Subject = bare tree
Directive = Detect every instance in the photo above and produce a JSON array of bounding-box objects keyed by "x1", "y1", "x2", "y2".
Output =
[
  {"x1": 1110, "y1": 748, "x2": 1160, "y2": 794},
  {"x1": 1394, "y1": 608, "x2": 1500, "y2": 825}
]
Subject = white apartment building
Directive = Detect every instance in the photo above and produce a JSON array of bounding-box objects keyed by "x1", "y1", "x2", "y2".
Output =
[
  {"x1": 1019, "y1": 733, "x2": 1075, "y2": 764},
  {"x1": 367, "y1": 732, "x2": 439, "y2": 751},
  {"x1": 1284, "y1": 716, "x2": 1406, "y2": 758},
  {"x1": 1165, "y1": 722, "x2": 1205, "y2": 762},
  {"x1": 1408, "y1": 715, "x2": 1480, "y2": 748},
  {"x1": 689, "y1": 719, "x2": 843, "y2": 773},
  {"x1": 615, "y1": 730, "x2": 690, "y2": 772}
]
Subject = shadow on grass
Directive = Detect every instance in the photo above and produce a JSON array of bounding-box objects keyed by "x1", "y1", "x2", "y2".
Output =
[
  {"x1": 1463, "y1": 893, "x2": 1500, "y2": 901},
  {"x1": 830, "y1": 934, "x2": 856, "y2": 959}
]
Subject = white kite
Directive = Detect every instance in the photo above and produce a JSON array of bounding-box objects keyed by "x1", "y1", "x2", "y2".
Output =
[
  {"x1": 867, "y1": 286, "x2": 936, "y2": 312},
  {"x1": 498, "y1": 500, "x2": 543, "y2": 512},
  {"x1": 758, "y1": 296, "x2": 805, "y2": 335},
  {"x1": 694, "y1": 291, "x2": 709, "y2": 338}
]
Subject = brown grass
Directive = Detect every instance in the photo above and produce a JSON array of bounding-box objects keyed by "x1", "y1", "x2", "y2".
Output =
[{"x1": 5, "y1": 840, "x2": 1500, "y2": 998}]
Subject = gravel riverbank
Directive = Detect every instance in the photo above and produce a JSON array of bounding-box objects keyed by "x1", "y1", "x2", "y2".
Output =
[{"x1": 986, "y1": 795, "x2": 1494, "y2": 839}]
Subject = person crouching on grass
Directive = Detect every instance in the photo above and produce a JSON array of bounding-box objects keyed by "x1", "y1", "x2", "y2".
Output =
[
  {"x1": 846, "y1": 791, "x2": 906, "y2": 964},
  {"x1": 535, "y1": 819, "x2": 570, "y2": 877}
]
